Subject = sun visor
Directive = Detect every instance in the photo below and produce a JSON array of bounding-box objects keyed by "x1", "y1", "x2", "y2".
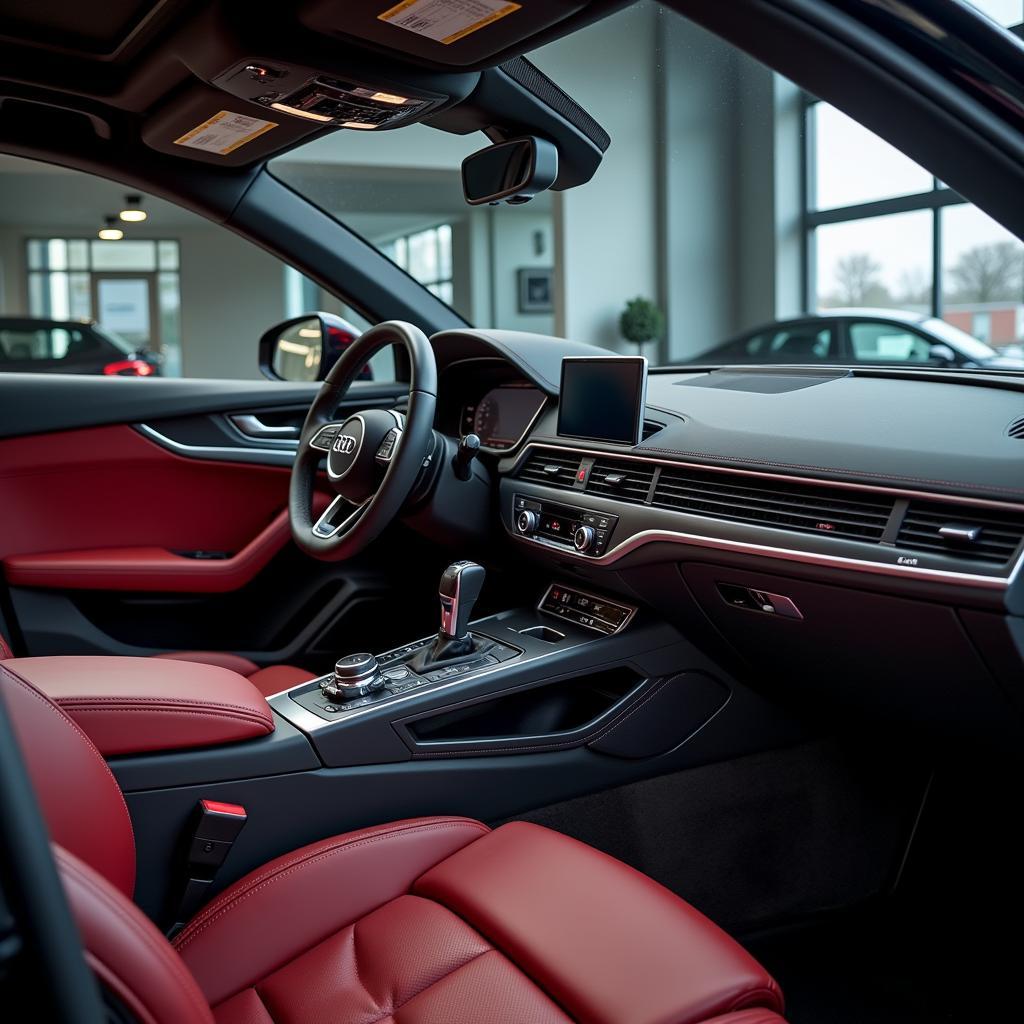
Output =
[{"x1": 300, "y1": 0, "x2": 589, "y2": 68}]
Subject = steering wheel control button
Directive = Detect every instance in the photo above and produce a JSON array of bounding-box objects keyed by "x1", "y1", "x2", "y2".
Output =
[
  {"x1": 310, "y1": 424, "x2": 342, "y2": 451},
  {"x1": 375, "y1": 426, "x2": 402, "y2": 464}
]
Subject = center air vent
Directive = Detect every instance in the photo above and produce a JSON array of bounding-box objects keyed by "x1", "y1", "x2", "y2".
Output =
[
  {"x1": 516, "y1": 451, "x2": 582, "y2": 487},
  {"x1": 585, "y1": 458, "x2": 656, "y2": 502},
  {"x1": 896, "y1": 502, "x2": 1024, "y2": 565},
  {"x1": 652, "y1": 467, "x2": 894, "y2": 541},
  {"x1": 1007, "y1": 416, "x2": 1024, "y2": 439}
]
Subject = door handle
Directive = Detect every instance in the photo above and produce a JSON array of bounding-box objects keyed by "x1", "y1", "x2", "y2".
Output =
[{"x1": 229, "y1": 414, "x2": 300, "y2": 439}]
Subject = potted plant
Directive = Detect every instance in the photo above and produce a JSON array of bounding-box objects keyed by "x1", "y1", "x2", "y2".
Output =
[{"x1": 619, "y1": 297, "x2": 665, "y2": 359}]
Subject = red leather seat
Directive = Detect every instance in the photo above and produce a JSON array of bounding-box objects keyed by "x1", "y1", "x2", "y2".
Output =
[
  {"x1": 0, "y1": 629, "x2": 314, "y2": 697},
  {"x1": 1, "y1": 660, "x2": 787, "y2": 1024}
]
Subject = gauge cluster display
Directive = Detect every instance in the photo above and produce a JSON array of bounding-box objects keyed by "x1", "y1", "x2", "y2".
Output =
[{"x1": 460, "y1": 384, "x2": 545, "y2": 451}]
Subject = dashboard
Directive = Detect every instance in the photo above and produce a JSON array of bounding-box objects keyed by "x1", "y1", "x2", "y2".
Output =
[{"x1": 428, "y1": 327, "x2": 1024, "y2": 747}]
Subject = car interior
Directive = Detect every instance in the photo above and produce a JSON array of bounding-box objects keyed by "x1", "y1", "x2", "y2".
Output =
[{"x1": 1, "y1": 2, "x2": 1023, "y2": 1022}]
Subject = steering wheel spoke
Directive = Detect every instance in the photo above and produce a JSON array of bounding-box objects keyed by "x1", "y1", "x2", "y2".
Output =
[{"x1": 312, "y1": 495, "x2": 365, "y2": 539}]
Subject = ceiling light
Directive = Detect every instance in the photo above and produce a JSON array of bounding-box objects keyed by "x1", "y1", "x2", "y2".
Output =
[
  {"x1": 98, "y1": 216, "x2": 124, "y2": 241},
  {"x1": 370, "y1": 91, "x2": 408, "y2": 105},
  {"x1": 342, "y1": 121, "x2": 376, "y2": 130},
  {"x1": 270, "y1": 102, "x2": 333, "y2": 122},
  {"x1": 119, "y1": 195, "x2": 147, "y2": 222}
]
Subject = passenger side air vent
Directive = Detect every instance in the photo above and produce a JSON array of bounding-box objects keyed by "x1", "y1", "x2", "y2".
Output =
[
  {"x1": 652, "y1": 467, "x2": 894, "y2": 541},
  {"x1": 1007, "y1": 416, "x2": 1024, "y2": 439},
  {"x1": 585, "y1": 458, "x2": 656, "y2": 503},
  {"x1": 516, "y1": 451, "x2": 582, "y2": 488},
  {"x1": 896, "y1": 502, "x2": 1024, "y2": 565}
]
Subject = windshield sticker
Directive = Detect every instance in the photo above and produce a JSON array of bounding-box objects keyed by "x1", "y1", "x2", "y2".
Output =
[
  {"x1": 378, "y1": 0, "x2": 521, "y2": 45},
  {"x1": 174, "y1": 111, "x2": 277, "y2": 156}
]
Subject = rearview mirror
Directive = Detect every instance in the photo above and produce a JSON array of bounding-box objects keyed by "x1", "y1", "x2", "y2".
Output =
[
  {"x1": 258, "y1": 313, "x2": 368, "y2": 382},
  {"x1": 461, "y1": 136, "x2": 558, "y2": 206}
]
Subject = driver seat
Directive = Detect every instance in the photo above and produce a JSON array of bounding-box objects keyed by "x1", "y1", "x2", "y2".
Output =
[
  {"x1": 0, "y1": 629, "x2": 315, "y2": 697},
  {"x1": 1, "y1": 661, "x2": 788, "y2": 1024}
]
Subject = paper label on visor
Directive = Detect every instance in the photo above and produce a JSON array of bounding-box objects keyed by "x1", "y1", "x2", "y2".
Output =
[
  {"x1": 378, "y1": 0, "x2": 521, "y2": 45},
  {"x1": 174, "y1": 111, "x2": 277, "y2": 155}
]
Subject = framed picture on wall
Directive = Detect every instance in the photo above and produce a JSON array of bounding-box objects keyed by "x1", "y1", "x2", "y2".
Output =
[{"x1": 517, "y1": 268, "x2": 554, "y2": 313}]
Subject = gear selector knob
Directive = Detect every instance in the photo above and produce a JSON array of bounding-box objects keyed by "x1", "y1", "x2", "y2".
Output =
[{"x1": 438, "y1": 561, "x2": 486, "y2": 641}]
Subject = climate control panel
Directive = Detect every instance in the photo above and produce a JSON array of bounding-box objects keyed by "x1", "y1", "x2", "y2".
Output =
[{"x1": 513, "y1": 493, "x2": 618, "y2": 557}]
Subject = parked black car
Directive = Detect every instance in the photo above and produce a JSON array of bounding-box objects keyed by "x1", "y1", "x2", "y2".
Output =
[
  {"x1": 689, "y1": 309, "x2": 1024, "y2": 370},
  {"x1": 0, "y1": 317, "x2": 161, "y2": 376}
]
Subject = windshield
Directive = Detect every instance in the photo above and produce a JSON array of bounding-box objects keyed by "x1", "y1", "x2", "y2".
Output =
[{"x1": 270, "y1": 0, "x2": 1024, "y2": 373}]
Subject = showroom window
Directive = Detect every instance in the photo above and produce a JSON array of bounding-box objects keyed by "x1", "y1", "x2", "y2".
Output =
[
  {"x1": 27, "y1": 237, "x2": 184, "y2": 374},
  {"x1": 803, "y1": 3, "x2": 1024, "y2": 348},
  {"x1": 379, "y1": 224, "x2": 454, "y2": 304}
]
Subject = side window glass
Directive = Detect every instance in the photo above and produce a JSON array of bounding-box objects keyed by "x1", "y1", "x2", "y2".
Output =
[
  {"x1": 768, "y1": 327, "x2": 832, "y2": 361},
  {"x1": 849, "y1": 322, "x2": 931, "y2": 362},
  {"x1": 3, "y1": 156, "x2": 393, "y2": 381}
]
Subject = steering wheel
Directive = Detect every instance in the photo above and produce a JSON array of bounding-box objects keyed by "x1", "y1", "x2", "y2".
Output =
[{"x1": 290, "y1": 320, "x2": 437, "y2": 561}]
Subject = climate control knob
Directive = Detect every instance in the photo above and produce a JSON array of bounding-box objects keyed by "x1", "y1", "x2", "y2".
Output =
[
  {"x1": 573, "y1": 525, "x2": 596, "y2": 552},
  {"x1": 516, "y1": 510, "x2": 538, "y2": 534}
]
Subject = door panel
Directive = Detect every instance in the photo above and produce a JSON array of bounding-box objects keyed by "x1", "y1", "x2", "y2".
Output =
[{"x1": 0, "y1": 373, "x2": 440, "y2": 666}]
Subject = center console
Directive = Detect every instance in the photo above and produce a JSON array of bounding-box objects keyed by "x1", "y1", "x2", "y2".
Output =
[{"x1": 269, "y1": 561, "x2": 700, "y2": 767}]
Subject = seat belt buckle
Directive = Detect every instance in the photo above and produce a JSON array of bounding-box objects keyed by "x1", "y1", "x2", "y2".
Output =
[{"x1": 168, "y1": 800, "x2": 247, "y2": 936}]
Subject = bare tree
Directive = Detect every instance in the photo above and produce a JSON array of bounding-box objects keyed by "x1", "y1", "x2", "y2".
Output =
[
  {"x1": 833, "y1": 253, "x2": 884, "y2": 305},
  {"x1": 947, "y1": 241, "x2": 1024, "y2": 303}
]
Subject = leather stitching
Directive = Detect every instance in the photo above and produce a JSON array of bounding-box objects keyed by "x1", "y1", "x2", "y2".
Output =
[
  {"x1": 57, "y1": 701, "x2": 271, "y2": 728},
  {"x1": 0, "y1": 665, "x2": 136, "y2": 882},
  {"x1": 57, "y1": 850, "x2": 211, "y2": 1023},
  {"x1": 173, "y1": 820, "x2": 489, "y2": 953}
]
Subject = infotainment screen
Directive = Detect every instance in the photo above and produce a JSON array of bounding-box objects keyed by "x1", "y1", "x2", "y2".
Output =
[{"x1": 557, "y1": 356, "x2": 648, "y2": 446}]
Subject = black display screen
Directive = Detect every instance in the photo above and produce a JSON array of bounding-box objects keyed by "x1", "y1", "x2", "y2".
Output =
[{"x1": 557, "y1": 357, "x2": 648, "y2": 445}]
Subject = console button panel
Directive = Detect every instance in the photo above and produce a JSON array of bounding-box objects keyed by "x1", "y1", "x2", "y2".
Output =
[
  {"x1": 513, "y1": 493, "x2": 618, "y2": 557},
  {"x1": 290, "y1": 633, "x2": 522, "y2": 721},
  {"x1": 538, "y1": 584, "x2": 636, "y2": 635}
]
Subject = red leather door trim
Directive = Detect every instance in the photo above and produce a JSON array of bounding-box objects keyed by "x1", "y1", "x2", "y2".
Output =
[
  {"x1": 1, "y1": 424, "x2": 330, "y2": 592},
  {"x1": 6, "y1": 511, "x2": 291, "y2": 593}
]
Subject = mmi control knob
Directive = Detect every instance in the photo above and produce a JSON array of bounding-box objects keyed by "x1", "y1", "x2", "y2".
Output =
[
  {"x1": 516, "y1": 510, "x2": 538, "y2": 534},
  {"x1": 573, "y1": 525, "x2": 596, "y2": 552}
]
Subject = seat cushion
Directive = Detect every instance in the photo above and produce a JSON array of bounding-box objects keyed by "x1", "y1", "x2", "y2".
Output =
[
  {"x1": 174, "y1": 817, "x2": 784, "y2": 1024},
  {"x1": 152, "y1": 650, "x2": 316, "y2": 696}
]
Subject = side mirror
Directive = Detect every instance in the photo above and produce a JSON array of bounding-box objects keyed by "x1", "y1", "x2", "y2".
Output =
[
  {"x1": 461, "y1": 136, "x2": 558, "y2": 206},
  {"x1": 258, "y1": 313, "x2": 368, "y2": 382},
  {"x1": 928, "y1": 343, "x2": 957, "y2": 366}
]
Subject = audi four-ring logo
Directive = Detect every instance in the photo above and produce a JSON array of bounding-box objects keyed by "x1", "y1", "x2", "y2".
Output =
[{"x1": 333, "y1": 434, "x2": 357, "y2": 455}]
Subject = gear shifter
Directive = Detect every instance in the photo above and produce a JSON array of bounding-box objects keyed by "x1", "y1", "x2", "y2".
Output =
[{"x1": 411, "y1": 561, "x2": 487, "y2": 670}]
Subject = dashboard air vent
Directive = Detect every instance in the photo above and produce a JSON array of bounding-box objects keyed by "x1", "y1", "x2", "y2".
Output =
[
  {"x1": 896, "y1": 502, "x2": 1024, "y2": 565},
  {"x1": 652, "y1": 467, "x2": 893, "y2": 541},
  {"x1": 516, "y1": 451, "x2": 582, "y2": 487},
  {"x1": 585, "y1": 458, "x2": 656, "y2": 502},
  {"x1": 642, "y1": 420, "x2": 666, "y2": 441},
  {"x1": 1007, "y1": 416, "x2": 1024, "y2": 439}
]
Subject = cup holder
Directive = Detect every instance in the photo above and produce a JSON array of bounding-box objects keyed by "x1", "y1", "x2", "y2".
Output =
[{"x1": 518, "y1": 625, "x2": 566, "y2": 644}]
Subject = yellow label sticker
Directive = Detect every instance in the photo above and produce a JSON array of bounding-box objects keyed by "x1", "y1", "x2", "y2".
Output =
[
  {"x1": 379, "y1": 0, "x2": 521, "y2": 46},
  {"x1": 173, "y1": 111, "x2": 277, "y2": 156}
]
